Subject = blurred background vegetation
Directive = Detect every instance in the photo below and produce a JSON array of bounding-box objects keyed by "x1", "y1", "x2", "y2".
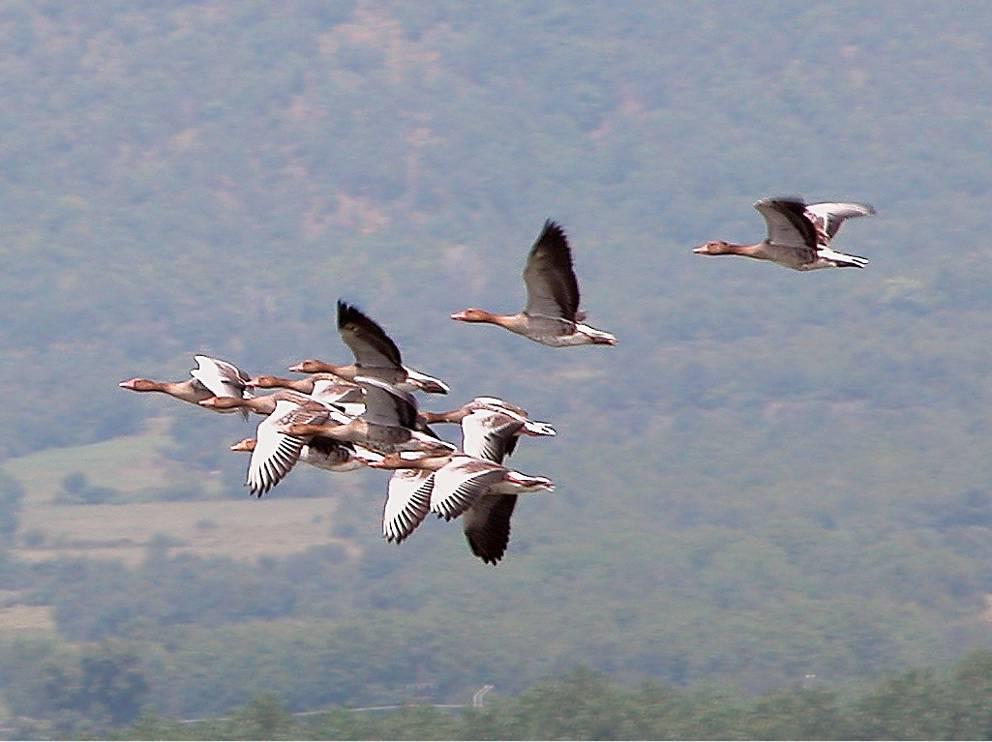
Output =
[{"x1": 1, "y1": 0, "x2": 992, "y2": 737}]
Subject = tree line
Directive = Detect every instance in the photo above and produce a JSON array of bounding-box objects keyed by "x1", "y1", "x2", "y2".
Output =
[{"x1": 92, "y1": 651, "x2": 992, "y2": 740}]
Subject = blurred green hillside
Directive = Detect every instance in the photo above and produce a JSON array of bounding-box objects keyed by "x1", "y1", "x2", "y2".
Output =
[{"x1": 2, "y1": 0, "x2": 992, "y2": 733}]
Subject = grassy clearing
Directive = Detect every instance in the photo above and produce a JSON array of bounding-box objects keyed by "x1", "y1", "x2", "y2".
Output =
[
  {"x1": 1, "y1": 417, "x2": 178, "y2": 505},
  {"x1": 3, "y1": 418, "x2": 366, "y2": 566},
  {"x1": 15, "y1": 497, "x2": 357, "y2": 566}
]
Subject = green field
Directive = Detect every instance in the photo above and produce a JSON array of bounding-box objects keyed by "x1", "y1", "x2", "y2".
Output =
[
  {"x1": 2, "y1": 417, "x2": 362, "y2": 566},
  {"x1": 2, "y1": 417, "x2": 178, "y2": 505}
]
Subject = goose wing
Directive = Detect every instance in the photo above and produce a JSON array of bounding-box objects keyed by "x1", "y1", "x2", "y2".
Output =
[
  {"x1": 357, "y1": 376, "x2": 418, "y2": 429},
  {"x1": 381, "y1": 469, "x2": 435, "y2": 543},
  {"x1": 430, "y1": 456, "x2": 506, "y2": 521},
  {"x1": 191, "y1": 355, "x2": 252, "y2": 399},
  {"x1": 460, "y1": 409, "x2": 525, "y2": 464},
  {"x1": 310, "y1": 380, "x2": 364, "y2": 408},
  {"x1": 245, "y1": 400, "x2": 328, "y2": 496},
  {"x1": 753, "y1": 198, "x2": 818, "y2": 254},
  {"x1": 337, "y1": 300, "x2": 403, "y2": 369},
  {"x1": 523, "y1": 220, "x2": 581, "y2": 322},
  {"x1": 470, "y1": 396, "x2": 529, "y2": 417},
  {"x1": 463, "y1": 493, "x2": 518, "y2": 565},
  {"x1": 804, "y1": 201, "x2": 876, "y2": 242}
]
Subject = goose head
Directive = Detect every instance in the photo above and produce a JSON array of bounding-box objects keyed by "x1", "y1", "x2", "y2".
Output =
[
  {"x1": 246, "y1": 375, "x2": 283, "y2": 388},
  {"x1": 118, "y1": 378, "x2": 159, "y2": 392},
  {"x1": 692, "y1": 240, "x2": 735, "y2": 256},
  {"x1": 368, "y1": 450, "x2": 451, "y2": 470},
  {"x1": 505, "y1": 472, "x2": 555, "y2": 493},
  {"x1": 450, "y1": 308, "x2": 496, "y2": 323},
  {"x1": 198, "y1": 396, "x2": 247, "y2": 411},
  {"x1": 230, "y1": 438, "x2": 256, "y2": 452},
  {"x1": 288, "y1": 359, "x2": 330, "y2": 374}
]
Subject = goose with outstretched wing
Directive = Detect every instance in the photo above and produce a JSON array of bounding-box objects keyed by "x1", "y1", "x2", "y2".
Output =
[
  {"x1": 278, "y1": 377, "x2": 454, "y2": 455},
  {"x1": 119, "y1": 354, "x2": 253, "y2": 415},
  {"x1": 451, "y1": 220, "x2": 616, "y2": 346},
  {"x1": 287, "y1": 301, "x2": 448, "y2": 394},
  {"x1": 694, "y1": 197, "x2": 871, "y2": 270}
]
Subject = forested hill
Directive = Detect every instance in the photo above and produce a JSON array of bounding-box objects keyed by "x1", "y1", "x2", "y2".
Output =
[{"x1": 2, "y1": 0, "x2": 992, "y2": 733}]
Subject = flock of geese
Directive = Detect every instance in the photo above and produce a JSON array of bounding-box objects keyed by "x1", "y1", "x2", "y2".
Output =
[{"x1": 119, "y1": 197, "x2": 876, "y2": 565}]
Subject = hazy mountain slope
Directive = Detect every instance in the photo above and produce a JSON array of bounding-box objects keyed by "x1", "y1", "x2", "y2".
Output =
[{"x1": 1, "y1": 0, "x2": 992, "y2": 716}]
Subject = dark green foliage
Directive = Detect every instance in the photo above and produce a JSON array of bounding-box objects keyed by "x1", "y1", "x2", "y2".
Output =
[
  {"x1": 3, "y1": 641, "x2": 149, "y2": 737},
  {"x1": 101, "y1": 652, "x2": 992, "y2": 740},
  {"x1": 56, "y1": 472, "x2": 121, "y2": 505}
]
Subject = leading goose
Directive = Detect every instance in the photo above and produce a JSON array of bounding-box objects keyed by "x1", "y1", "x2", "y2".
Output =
[
  {"x1": 693, "y1": 197, "x2": 872, "y2": 270},
  {"x1": 119, "y1": 355, "x2": 253, "y2": 416},
  {"x1": 288, "y1": 301, "x2": 449, "y2": 394},
  {"x1": 450, "y1": 220, "x2": 617, "y2": 347}
]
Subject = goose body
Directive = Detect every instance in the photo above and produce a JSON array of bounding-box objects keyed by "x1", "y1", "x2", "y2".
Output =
[
  {"x1": 367, "y1": 398, "x2": 556, "y2": 563},
  {"x1": 368, "y1": 452, "x2": 553, "y2": 538},
  {"x1": 455, "y1": 407, "x2": 555, "y2": 564},
  {"x1": 119, "y1": 355, "x2": 253, "y2": 413},
  {"x1": 451, "y1": 220, "x2": 616, "y2": 347},
  {"x1": 422, "y1": 396, "x2": 556, "y2": 461},
  {"x1": 198, "y1": 389, "x2": 315, "y2": 416},
  {"x1": 279, "y1": 377, "x2": 454, "y2": 455},
  {"x1": 693, "y1": 197, "x2": 873, "y2": 271},
  {"x1": 231, "y1": 435, "x2": 369, "y2": 474},
  {"x1": 235, "y1": 397, "x2": 356, "y2": 496},
  {"x1": 246, "y1": 375, "x2": 365, "y2": 416},
  {"x1": 288, "y1": 301, "x2": 449, "y2": 394}
]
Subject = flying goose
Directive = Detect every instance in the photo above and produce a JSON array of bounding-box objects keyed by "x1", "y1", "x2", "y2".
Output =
[
  {"x1": 227, "y1": 395, "x2": 358, "y2": 496},
  {"x1": 246, "y1": 375, "x2": 365, "y2": 416},
  {"x1": 381, "y1": 398, "x2": 555, "y2": 562},
  {"x1": 231, "y1": 435, "x2": 374, "y2": 486},
  {"x1": 246, "y1": 373, "x2": 354, "y2": 395},
  {"x1": 455, "y1": 407, "x2": 556, "y2": 564},
  {"x1": 693, "y1": 197, "x2": 872, "y2": 270},
  {"x1": 198, "y1": 388, "x2": 315, "y2": 416},
  {"x1": 119, "y1": 355, "x2": 253, "y2": 415},
  {"x1": 368, "y1": 452, "x2": 554, "y2": 522},
  {"x1": 278, "y1": 377, "x2": 454, "y2": 455},
  {"x1": 288, "y1": 301, "x2": 449, "y2": 394},
  {"x1": 421, "y1": 396, "x2": 557, "y2": 461},
  {"x1": 450, "y1": 220, "x2": 617, "y2": 347}
]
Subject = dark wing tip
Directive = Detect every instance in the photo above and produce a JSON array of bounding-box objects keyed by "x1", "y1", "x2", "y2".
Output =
[
  {"x1": 759, "y1": 195, "x2": 807, "y2": 210},
  {"x1": 467, "y1": 531, "x2": 504, "y2": 565},
  {"x1": 337, "y1": 299, "x2": 368, "y2": 330},
  {"x1": 337, "y1": 300, "x2": 402, "y2": 365},
  {"x1": 465, "y1": 495, "x2": 516, "y2": 565},
  {"x1": 538, "y1": 219, "x2": 569, "y2": 248},
  {"x1": 337, "y1": 299, "x2": 386, "y2": 337}
]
